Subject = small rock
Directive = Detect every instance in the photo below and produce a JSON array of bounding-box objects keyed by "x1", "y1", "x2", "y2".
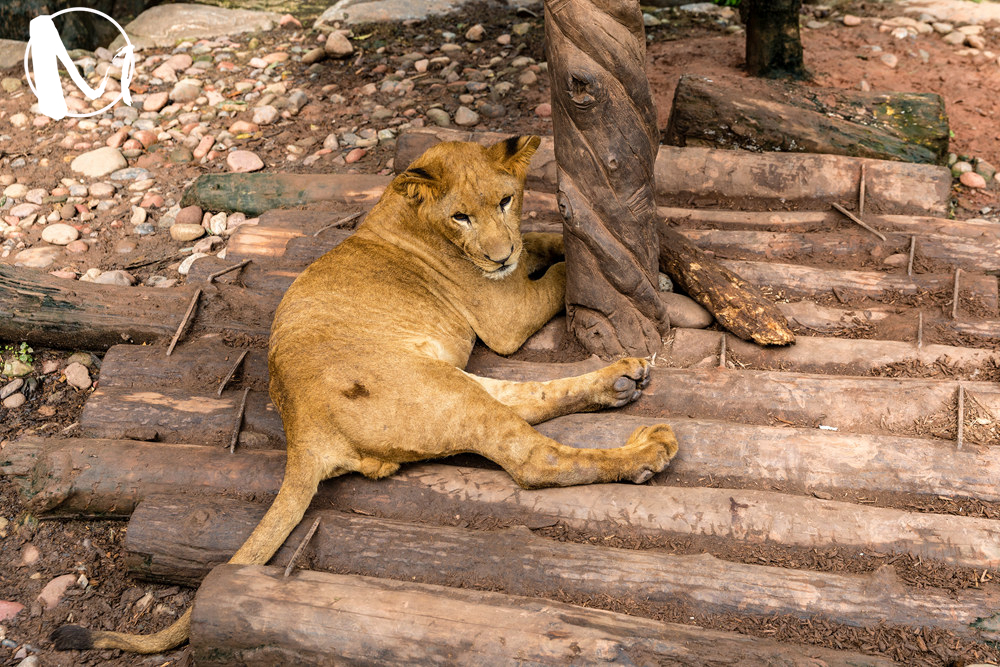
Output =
[
  {"x1": 253, "y1": 105, "x2": 279, "y2": 125},
  {"x1": 175, "y1": 205, "x2": 203, "y2": 226},
  {"x1": 165, "y1": 53, "x2": 193, "y2": 70},
  {"x1": 0, "y1": 600, "x2": 25, "y2": 622},
  {"x1": 842, "y1": 15, "x2": 861, "y2": 26},
  {"x1": 65, "y1": 240, "x2": 89, "y2": 254},
  {"x1": 345, "y1": 147, "x2": 366, "y2": 163},
  {"x1": 170, "y1": 223, "x2": 206, "y2": 242},
  {"x1": 2, "y1": 358, "x2": 32, "y2": 377},
  {"x1": 41, "y1": 222, "x2": 80, "y2": 245},
  {"x1": 534, "y1": 103, "x2": 552, "y2": 118},
  {"x1": 279, "y1": 13, "x2": 302, "y2": 28},
  {"x1": 170, "y1": 146, "x2": 195, "y2": 163},
  {"x1": 38, "y1": 574, "x2": 77, "y2": 610},
  {"x1": 512, "y1": 22, "x2": 531, "y2": 36},
  {"x1": 169, "y1": 80, "x2": 202, "y2": 103},
  {"x1": 960, "y1": 171, "x2": 987, "y2": 189},
  {"x1": 519, "y1": 70, "x2": 538, "y2": 86},
  {"x1": 1, "y1": 77, "x2": 22, "y2": 93},
  {"x1": 94, "y1": 270, "x2": 134, "y2": 286},
  {"x1": 425, "y1": 108, "x2": 450, "y2": 127},
  {"x1": 115, "y1": 238, "x2": 137, "y2": 254},
  {"x1": 193, "y1": 235, "x2": 223, "y2": 254},
  {"x1": 932, "y1": 22, "x2": 953, "y2": 34},
  {"x1": 883, "y1": 253, "x2": 909, "y2": 267},
  {"x1": 130, "y1": 206, "x2": 147, "y2": 226},
  {"x1": 227, "y1": 150, "x2": 264, "y2": 173},
  {"x1": 966, "y1": 34, "x2": 986, "y2": 50},
  {"x1": 89, "y1": 182, "x2": 115, "y2": 198},
  {"x1": 13, "y1": 246, "x2": 63, "y2": 269},
  {"x1": 208, "y1": 212, "x2": 228, "y2": 236},
  {"x1": 943, "y1": 31, "x2": 966, "y2": 46},
  {"x1": 42, "y1": 360, "x2": 60, "y2": 374},
  {"x1": 322, "y1": 133, "x2": 340, "y2": 151},
  {"x1": 64, "y1": 362, "x2": 92, "y2": 389},
  {"x1": 302, "y1": 47, "x2": 326, "y2": 65},
  {"x1": 661, "y1": 292, "x2": 713, "y2": 328},
  {"x1": 2, "y1": 392, "x2": 26, "y2": 409},
  {"x1": 10, "y1": 203, "x2": 40, "y2": 218},
  {"x1": 143, "y1": 91, "x2": 169, "y2": 112},
  {"x1": 454, "y1": 106, "x2": 480, "y2": 126},
  {"x1": 1, "y1": 378, "x2": 23, "y2": 399},
  {"x1": 465, "y1": 24, "x2": 485, "y2": 42},
  {"x1": 880, "y1": 53, "x2": 898, "y2": 68},
  {"x1": 147, "y1": 276, "x2": 179, "y2": 288},
  {"x1": 325, "y1": 32, "x2": 354, "y2": 58},
  {"x1": 975, "y1": 159, "x2": 996, "y2": 181},
  {"x1": 19, "y1": 543, "x2": 40, "y2": 566},
  {"x1": 3, "y1": 183, "x2": 27, "y2": 199},
  {"x1": 71, "y1": 146, "x2": 127, "y2": 178},
  {"x1": 9, "y1": 113, "x2": 28, "y2": 128},
  {"x1": 229, "y1": 120, "x2": 259, "y2": 134},
  {"x1": 59, "y1": 202, "x2": 77, "y2": 220},
  {"x1": 952, "y1": 160, "x2": 973, "y2": 177}
]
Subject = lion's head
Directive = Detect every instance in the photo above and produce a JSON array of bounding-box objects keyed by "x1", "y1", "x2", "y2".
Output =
[{"x1": 391, "y1": 135, "x2": 541, "y2": 280}]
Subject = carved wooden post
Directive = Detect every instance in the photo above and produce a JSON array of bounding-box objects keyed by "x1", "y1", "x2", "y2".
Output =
[{"x1": 544, "y1": 0, "x2": 669, "y2": 359}]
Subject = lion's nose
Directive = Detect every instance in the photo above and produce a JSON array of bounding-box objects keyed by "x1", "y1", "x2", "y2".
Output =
[{"x1": 487, "y1": 245, "x2": 514, "y2": 265}]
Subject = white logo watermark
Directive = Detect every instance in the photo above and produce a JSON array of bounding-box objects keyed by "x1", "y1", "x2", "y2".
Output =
[{"x1": 24, "y1": 7, "x2": 135, "y2": 120}]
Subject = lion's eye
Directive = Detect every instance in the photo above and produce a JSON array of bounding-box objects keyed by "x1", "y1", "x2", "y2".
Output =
[
  {"x1": 499, "y1": 196, "x2": 512, "y2": 210},
  {"x1": 452, "y1": 213, "x2": 470, "y2": 224}
]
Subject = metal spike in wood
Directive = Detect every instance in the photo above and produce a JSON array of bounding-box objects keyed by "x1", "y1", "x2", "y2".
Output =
[{"x1": 544, "y1": 0, "x2": 668, "y2": 358}]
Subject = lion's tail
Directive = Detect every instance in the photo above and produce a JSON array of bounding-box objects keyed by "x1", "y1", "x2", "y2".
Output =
[{"x1": 51, "y1": 455, "x2": 322, "y2": 653}]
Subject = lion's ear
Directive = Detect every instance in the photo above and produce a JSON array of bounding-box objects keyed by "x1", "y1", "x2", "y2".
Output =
[
  {"x1": 393, "y1": 165, "x2": 442, "y2": 202},
  {"x1": 487, "y1": 135, "x2": 541, "y2": 179}
]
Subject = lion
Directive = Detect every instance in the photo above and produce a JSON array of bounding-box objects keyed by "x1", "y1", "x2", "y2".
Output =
[{"x1": 51, "y1": 135, "x2": 679, "y2": 654}]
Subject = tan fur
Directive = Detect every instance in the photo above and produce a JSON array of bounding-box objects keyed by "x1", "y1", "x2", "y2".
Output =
[{"x1": 59, "y1": 136, "x2": 678, "y2": 654}]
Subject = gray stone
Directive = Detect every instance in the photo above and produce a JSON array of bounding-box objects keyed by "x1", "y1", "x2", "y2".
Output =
[
  {"x1": 2, "y1": 392, "x2": 25, "y2": 409},
  {"x1": 426, "y1": 108, "x2": 451, "y2": 127},
  {"x1": 1, "y1": 378, "x2": 23, "y2": 400},
  {"x1": 92, "y1": 270, "x2": 135, "y2": 287},
  {"x1": 0, "y1": 39, "x2": 26, "y2": 70},
  {"x1": 111, "y1": 4, "x2": 282, "y2": 50},
  {"x1": 70, "y1": 147, "x2": 127, "y2": 178},
  {"x1": 316, "y1": 0, "x2": 470, "y2": 26},
  {"x1": 325, "y1": 32, "x2": 354, "y2": 58},
  {"x1": 661, "y1": 292, "x2": 713, "y2": 329},
  {"x1": 454, "y1": 106, "x2": 479, "y2": 126},
  {"x1": 110, "y1": 167, "x2": 151, "y2": 182},
  {"x1": 170, "y1": 80, "x2": 202, "y2": 103}
]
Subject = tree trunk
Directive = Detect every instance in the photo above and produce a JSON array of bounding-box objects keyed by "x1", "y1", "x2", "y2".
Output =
[
  {"x1": 190, "y1": 565, "x2": 895, "y2": 667},
  {"x1": 180, "y1": 173, "x2": 387, "y2": 216},
  {"x1": 544, "y1": 0, "x2": 668, "y2": 357},
  {"x1": 665, "y1": 74, "x2": 949, "y2": 164},
  {"x1": 130, "y1": 498, "x2": 1000, "y2": 641},
  {"x1": 743, "y1": 0, "x2": 807, "y2": 79}
]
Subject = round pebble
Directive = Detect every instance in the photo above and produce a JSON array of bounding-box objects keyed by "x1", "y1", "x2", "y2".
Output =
[
  {"x1": 170, "y1": 223, "x2": 206, "y2": 242},
  {"x1": 960, "y1": 171, "x2": 987, "y2": 188},
  {"x1": 345, "y1": 147, "x2": 366, "y2": 163},
  {"x1": 71, "y1": 147, "x2": 127, "y2": 178},
  {"x1": 843, "y1": 15, "x2": 861, "y2": 26},
  {"x1": 93, "y1": 269, "x2": 135, "y2": 286},
  {"x1": 325, "y1": 32, "x2": 354, "y2": 57},
  {"x1": 1, "y1": 378, "x2": 23, "y2": 400},
  {"x1": 2, "y1": 392, "x2": 25, "y2": 409},
  {"x1": 41, "y1": 223, "x2": 80, "y2": 245},
  {"x1": 89, "y1": 182, "x2": 115, "y2": 198},
  {"x1": 14, "y1": 246, "x2": 63, "y2": 268},
  {"x1": 3, "y1": 183, "x2": 27, "y2": 199},
  {"x1": 227, "y1": 150, "x2": 265, "y2": 173},
  {"x1": 454, "y1": 106, "x2": 480, "y2": 126},
  {"x1": 65, "y1": 240, "x2": 89, "y2": 254}
]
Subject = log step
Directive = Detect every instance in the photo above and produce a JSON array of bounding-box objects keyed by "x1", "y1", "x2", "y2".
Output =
[
  {"x1": 6, "y1": 440, "x2": 1000, "y2": 569},
  {"x1": 394, "y1": 128, "x2": 951, "y2": 215},
  {"x1": 128, "y1": 496, "x2": 1000, "y2": 644},
  {"x1": 190, "y1": 564, "x2": 895, "y2": 666}
]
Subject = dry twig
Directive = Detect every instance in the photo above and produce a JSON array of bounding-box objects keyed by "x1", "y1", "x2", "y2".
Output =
[
  {"x1": 283, "y1": 516, "x2": 322, "y2": 577},
  {"x1": 217, "y1": 349, "x2": 249, "y2": 397},
  {"x1": 229, "y1": 387, "x2": 250, "y2": 454},
  {"x1": 831, "y1": 202, "x2": 887, "y2": 242},
  {"x1": 313, "y1": 211, "x2": 364, "y2": 237},
  {"x1": 208, "y1": 259, "x2": 251, "y2": 284},
  {"x1": 166, "y1": 288, "x2": 202, "y2": 357}
]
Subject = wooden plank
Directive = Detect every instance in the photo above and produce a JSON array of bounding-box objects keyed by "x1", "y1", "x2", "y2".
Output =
[
  {"x1": 395, "y1": 128, "x2": 951, "y2": 215},
  {"x1": 8, "y1": 439, "x2": 1000, "y2": 568},
  {"x1": 180, "y1": 173, "x2": 389, "y2": 216},
  {"x1": 127, "y1": 499, "x2": 998, "y2": 642},
  {"x1": 190, "y1": 564, "x2": 895, "y2": 666}
]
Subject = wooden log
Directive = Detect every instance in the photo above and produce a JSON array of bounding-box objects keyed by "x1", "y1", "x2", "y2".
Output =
[
  {"x1": 0, "y1": 264, "x2": 194, "y2": 350},
  {"x1": 78, "y1": 387, "x2": 284, "y2": 448},
  {"x1": 742, "y1": 0, "x2": 807, "y2": 79},
  {"x1": 665, "y1": 74, "x2": 948, "y2": 164},
  {"x1": 658, "y1": 225, "x2": 795, "y2": 345},
  {"x1": 0, "y1": 437, "x2": 286, "y2": 516},
  {"x1": 131, "y1": 500, "x2": 1000, "y2": 643},
  {"x1": 179, "y1": 173, "x2": 388, "y2": 216},
  {"x1": 395, "y1": 128, "x2": 952, "y2": 214},
  {"x1": 190, "y1": 564, "x2": 894, "y2": 667},
  {"x1": 721, "y1": 259, "x2": 999, "y2": 310},
  {"x1": 661, "y1": 207, "x2": 1000, "y2": 241},
  {"x1": 10, "y1": 439, "x2": 1000, "y2": 567},
  {"x1": 665, "y1": 327, "x2": 1000, "y2": 377},
  {"x1": 543, "y1": 0, "x2": 667, "y2": 357}
]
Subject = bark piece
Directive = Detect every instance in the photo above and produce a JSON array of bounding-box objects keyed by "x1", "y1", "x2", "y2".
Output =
[
  {"x1": 180, "y1": 173, "x2": 388, "y2": 216},
  {"x1": 129, "y1": 498, "x2": 1000, "y2": 643},
  {"x1": 659, "y1": 224, "x2": 794, "y2": 345},
  {"x1": 190, "y1": 564, "x2": 894, "y2": 666},
  {"x1": 664, "y1": 74, "x2": 949, "y2": 164},
  {"x1": 544, "y1": 0, "x2": 667, "y2": 357},
  {"x1": 395, "y1": 128, "x2": 952, "y2": 214}
]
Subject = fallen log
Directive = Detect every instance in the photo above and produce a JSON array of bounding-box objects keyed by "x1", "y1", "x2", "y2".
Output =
[
  {"x1": 664, "y1": 327, "x2": 1000, "y2": 378},
  {"x1": 78, "y1": 387, "x2": 283, "y2": 448},
  {"x1": 396, "y1": 128, "x2": 951, "y2": 214},
  {"x1": 721, "y1": 259, "x2": 998, "y2": 310},
  {"x1": 0, "y1": 264, "x2": 193, "y2": 350},
  {"x1": 8, "y1": 439, "x2": 1000, "y2": 567},
  {"x1": 128, "y1": 499, "x2": 1000, "y2": 642},
  {"x1": 664, "y1": 74, "x2": 948, "y2": 164},
  {"x1": 190, "y1": 564, "x2": 894, "y2": 667},
  {"x1": 180, "y1": 173, "x2": 388, "y2": 216},
  {"x1": 658, "y1": 224, "x2": 795, "y2": 345}
]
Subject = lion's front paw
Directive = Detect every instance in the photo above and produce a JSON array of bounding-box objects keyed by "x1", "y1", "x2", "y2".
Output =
[
  {"x1": 623, "y1": 424, "x2": 679, "y2": 483},
  {"x1": 604, "y1": 358, "x2": 652, "y2": 408}
]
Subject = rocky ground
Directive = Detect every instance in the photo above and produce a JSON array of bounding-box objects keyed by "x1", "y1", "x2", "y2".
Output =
[{"x1": 2, "y1": 0, "x2": 1000, "y2": 665}]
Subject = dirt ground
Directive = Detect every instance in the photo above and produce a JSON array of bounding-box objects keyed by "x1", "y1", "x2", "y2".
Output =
[{"x1": 2, "y1": 1, "x2": 1000, "y2": 666}]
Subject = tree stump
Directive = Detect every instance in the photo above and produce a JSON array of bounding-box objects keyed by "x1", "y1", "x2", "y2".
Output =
[
  {"x1": 742, "y1": 0, "x2": 807, "y2": 79},
  {"x1": 544, "y1": 0, "x2": 668, "y2": 358}
]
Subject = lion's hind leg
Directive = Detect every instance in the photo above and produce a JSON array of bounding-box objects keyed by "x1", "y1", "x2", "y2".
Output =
[{"x1": 464, "y1": 357, "x2": 653, "y2": 424}]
